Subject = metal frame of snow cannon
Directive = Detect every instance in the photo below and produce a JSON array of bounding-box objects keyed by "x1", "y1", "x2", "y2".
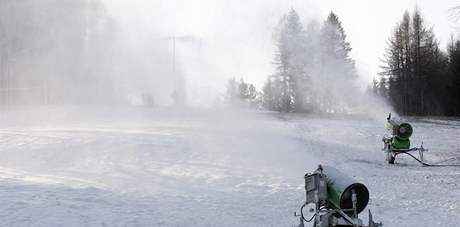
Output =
[
  {"x1": 382, "y1": 113, "x2": 428, "y2": 165},
  {"x1": 295, "y1": 165, "x2": 382, "y2": 227}
]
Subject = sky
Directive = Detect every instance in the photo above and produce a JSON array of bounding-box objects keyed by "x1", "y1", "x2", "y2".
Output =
[{"x1": 102, "y1": 0, "x2": 460, "y2": 90}]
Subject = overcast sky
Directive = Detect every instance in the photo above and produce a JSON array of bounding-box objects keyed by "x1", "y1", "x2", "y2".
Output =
[{"x1": 103, "y1": 0, "x2": 460, "y2": 89}]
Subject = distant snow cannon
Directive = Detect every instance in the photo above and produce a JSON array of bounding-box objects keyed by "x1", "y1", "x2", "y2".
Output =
[
  {"x1": 386, "y1": 114, "x2": 413, "y2": 149},
  {"x1": 382, "y1": 113, "x2": 427, "y2": 164},
  {"x1": 295, "y1": 165, "x2": 382, "y2": 227}
]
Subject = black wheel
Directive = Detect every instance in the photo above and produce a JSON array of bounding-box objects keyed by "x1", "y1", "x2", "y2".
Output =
[{"x1": 388, "y1": 155, "x2": 395, "y2": 164}]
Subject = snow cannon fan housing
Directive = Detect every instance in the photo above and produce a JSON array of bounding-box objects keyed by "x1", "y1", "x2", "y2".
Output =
[
  {"x1": 305, "y1": 166, "x2": 369, "y2": 214},
  {"x1": 322, "y1": 166, "x2": 369, "y2": 214},
  {"x1": 387, "y1": 119, "x2": 413, "y2": 149},
  {"x1": 299, "y1": 166, "x2": 381, "y2": 227}
]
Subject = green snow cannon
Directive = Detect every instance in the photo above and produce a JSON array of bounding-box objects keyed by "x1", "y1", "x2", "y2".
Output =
[
  {"x1": 321, "y1": 166, "x2": 369, "y2": 214},
  {"x1": 298, "y1": 165, "x2": 380, "y2": 227},
  {"x1": 386, "y1": 114, "x2": 413, "y2": 149}
]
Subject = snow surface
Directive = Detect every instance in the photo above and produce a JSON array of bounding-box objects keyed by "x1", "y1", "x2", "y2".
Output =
[{"x1": 0, "y1": 107, "x2": 459, "y2": 226}]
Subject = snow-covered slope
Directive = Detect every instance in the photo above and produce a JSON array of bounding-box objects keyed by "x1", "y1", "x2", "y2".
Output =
[{"x1": 0, "y1": 107, "x2": 458, "y2": 226}]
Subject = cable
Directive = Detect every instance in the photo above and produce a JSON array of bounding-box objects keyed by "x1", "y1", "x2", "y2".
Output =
[
  {"x1": 432, "y1": 157, "x2": 459, "y2": 165},
  {"x1": 395, "y1": 151, "x2": 431, "y2": 166},
  {"x1": 396, "y1": 152, "x2": 460, "y2": 167},
  {"x1": 300, "y1": 204, "x2": 316, "y2": 223}
]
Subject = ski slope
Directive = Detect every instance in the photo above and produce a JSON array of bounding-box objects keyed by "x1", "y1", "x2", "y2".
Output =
[{"x1": 0, "y1": 107, "x2": 459, "y2": 226}]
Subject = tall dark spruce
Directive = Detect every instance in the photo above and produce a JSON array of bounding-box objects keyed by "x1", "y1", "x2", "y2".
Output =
[{"x1": 381, "y1": 8, "x2": 449, "y2": 116}]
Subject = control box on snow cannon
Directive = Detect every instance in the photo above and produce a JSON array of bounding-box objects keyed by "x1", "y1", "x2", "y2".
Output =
[{"x1": 296, "y1": 165, "x2": 381, "y2": 227}]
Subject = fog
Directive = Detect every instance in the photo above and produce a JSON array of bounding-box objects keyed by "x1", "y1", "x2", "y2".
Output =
[
  {"x1": 103, "y1": 0, "x2": 319, "y2": 106},
  {"x1": 0, "y1": 0, "x2": 398, "y2": 120}
]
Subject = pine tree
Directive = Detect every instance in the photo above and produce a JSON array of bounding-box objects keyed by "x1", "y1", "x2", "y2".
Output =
[
  {"x1": 272, "y1": 9, "x2": 308, "y2": 112},
  {"x1": 316, "y1": 12, "x2": 357, "y2": 113},
  {"x1": 238, "y1": 78, "x2": 249, "y2": 99},
  {"x1": 297, "y1": 21, "x2": 320, "y2": 112},
  {"x1": 372, "y1": 77, "x2": 389, "y2": 99},
  {"x1": 447, "y1": 39, "x2": 460, "y2": 115},
  {"x1": 382, "y1": 8, "x2": 447, "y2": 116},
  {"x1": 320, "y1": 12, "x2": 354, "y2": 74},
  {"x1": 262, "y1": 77, "x2": 275, "y2": 110},
  {"x1": 225, "y1": 77, "x2": 259, "y2": 108},
  {"x1": 248, "y1": 84, "x2": 257, "y2": 100},
  {"x1": 378, "y1": 77, "x2": 389, "y2": 99},
  {"x1": 381, "y1": 11, "x2": 410, "y2": 115}
]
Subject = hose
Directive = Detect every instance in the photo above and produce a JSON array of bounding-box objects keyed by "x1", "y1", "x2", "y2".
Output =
[
  {"x1": 300, "y1": 204, "x2": 316, "y2": 223},
  {"x1": 397, "y1": 152, "x2": 460, "y2": 167}
]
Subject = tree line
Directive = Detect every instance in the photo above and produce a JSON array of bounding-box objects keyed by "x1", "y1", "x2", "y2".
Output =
[
  {"x1": 376, "y1": 8, "x2": 460, "y2": 116},
  {"x1": 226, "y1": 7, "x2": 460, "y2": 117}
]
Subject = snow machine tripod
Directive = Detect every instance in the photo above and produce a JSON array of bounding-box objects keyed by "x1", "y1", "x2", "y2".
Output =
[
  {"x1": 382, "y1": 113, "x2": 428, "y2": 165},
  {"x1": 295, "y1": 165, "x2": 382, "y2": 227}
]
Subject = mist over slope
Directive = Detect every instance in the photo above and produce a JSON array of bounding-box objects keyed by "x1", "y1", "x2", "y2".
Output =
[
  {"x1": 0, "y1": 107, "x2": 459, "y2": 226},
  {"x1": 0, "y1": 0, "x2": 398, "y2": 124}
]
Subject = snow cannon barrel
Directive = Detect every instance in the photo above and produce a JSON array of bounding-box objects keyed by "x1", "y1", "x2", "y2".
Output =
[
  {"x1": 388, "y1": 120, "x2": 413, "y2": 139},
  {"x1": 322, "y1": 166, "x2": 369, "y2": 214},
  {"x1": 387, "y1": 115, "x2": 413, "y2": 149}
]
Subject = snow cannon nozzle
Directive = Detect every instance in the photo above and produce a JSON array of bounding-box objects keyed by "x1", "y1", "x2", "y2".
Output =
[{"x1": 317, "y1": 164, "x2": 323, "y2": 173}]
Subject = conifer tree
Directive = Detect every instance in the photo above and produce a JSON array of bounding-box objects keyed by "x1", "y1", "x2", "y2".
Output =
[
  {"x1": 316, "y1": 12, "x2": 357, "y2": 113},
  {"x1": 381, "y1": 8, "x2": 448, "y2": 115},
  {"x1": 272, "y1": 9, "x2": 308, "y2": 112},
  {"x1": 447, "y1": 39, "x2": 460, "y2": 115}
]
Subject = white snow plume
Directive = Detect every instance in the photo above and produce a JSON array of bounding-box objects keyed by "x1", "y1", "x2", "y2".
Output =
[
  {"x1": 0, "y1": 0, "x2": 190, "y2": 107},
  {"x1": 0, "y1": 0, "x2": 397, "y2": 114},
  {"x1": 102, "y1": 0, "x2": 326, "y2": 108},
  {"x1": 304, "y1": 17, "x2": 394, "y2": 121},
  {"x1": 313, "y1": 17, "x2": 393, "y2": 121},
  {"x1": 311, "y1": 71, "x2": 394, "y2": 123},
  {"x1": 267, "y1": 11, "x2": 394, "y2": 120}
]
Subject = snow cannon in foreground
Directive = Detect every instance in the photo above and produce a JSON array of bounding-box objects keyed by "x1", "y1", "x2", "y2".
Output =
[
  {"x1": 295, "y1": 165, "x2": 382, "y2": 227},
  {"x1": 382, "y1": 113, "x2": 427, "y2": 164}
]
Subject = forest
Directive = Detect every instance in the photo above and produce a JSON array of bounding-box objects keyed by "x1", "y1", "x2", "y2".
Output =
[
  {"x1": 377, "y1": 8, "x2": 460, "y2": 116},
  {"x1": 227, "y1": 7, "x2": 460, "y2": 117}
]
